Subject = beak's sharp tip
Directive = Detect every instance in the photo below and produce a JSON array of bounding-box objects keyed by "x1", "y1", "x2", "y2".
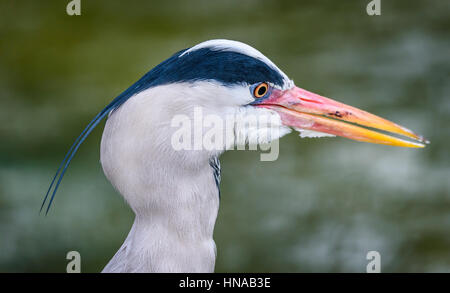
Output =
[
  {"x1": 412, "y1": 133, "x2": 429, "y2": 145},
  {"x1": 418, "y1": 137, "x2": 430, "y2": 145}
]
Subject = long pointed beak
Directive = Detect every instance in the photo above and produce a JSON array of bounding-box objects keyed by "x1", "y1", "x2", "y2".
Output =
[{"x1": 254, "y1": 86, "x2": 429, "y2": 148}]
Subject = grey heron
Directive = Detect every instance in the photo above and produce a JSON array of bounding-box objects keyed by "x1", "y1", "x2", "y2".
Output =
[{"x1": 42, "y1": 39, "x2": 427, "y2": 272}]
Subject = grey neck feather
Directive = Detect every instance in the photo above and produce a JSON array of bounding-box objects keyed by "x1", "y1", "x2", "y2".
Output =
[
  {"x1": 99, "y1": 92, "x2": 221, "y2": 273},
  {"x1": 101, "y1": 156, "x2": 220, "y2": 273}
]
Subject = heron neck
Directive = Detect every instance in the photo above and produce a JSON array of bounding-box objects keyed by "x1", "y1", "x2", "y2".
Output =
[
  {"x1": 99, "y1": 89, "x2": 221, "y2": 272},
  {"x1": 101, "y1": 154, "x2": 220, "y2": 273}
]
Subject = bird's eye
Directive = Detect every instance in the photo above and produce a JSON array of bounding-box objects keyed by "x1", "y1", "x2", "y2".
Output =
[{"x1": 253, "y1": 82, "x2": 269, "y2": 98}]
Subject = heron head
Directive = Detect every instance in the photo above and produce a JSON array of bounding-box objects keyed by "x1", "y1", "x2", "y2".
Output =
[{"x1": 154, "y1": 39, "x2": 428, "y2": 152}]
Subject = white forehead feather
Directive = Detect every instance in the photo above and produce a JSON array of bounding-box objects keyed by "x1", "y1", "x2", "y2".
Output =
[{"x1": 180, "y1": 39, "x2": 293, "y2": 89}]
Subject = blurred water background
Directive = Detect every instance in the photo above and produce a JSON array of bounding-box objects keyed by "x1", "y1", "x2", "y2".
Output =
[{"x1": 0, "y1": 0, "x2": 449, "y2": 272}]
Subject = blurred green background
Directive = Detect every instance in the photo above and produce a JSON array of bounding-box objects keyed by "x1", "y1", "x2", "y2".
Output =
[{"x1": 0, "y1": 0, "x2": 449, "y2": 272}]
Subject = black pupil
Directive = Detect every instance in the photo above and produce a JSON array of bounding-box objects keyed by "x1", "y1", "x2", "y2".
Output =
[{"x1": 257, "y1": 85, "x2": 266, "y2": 96}]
